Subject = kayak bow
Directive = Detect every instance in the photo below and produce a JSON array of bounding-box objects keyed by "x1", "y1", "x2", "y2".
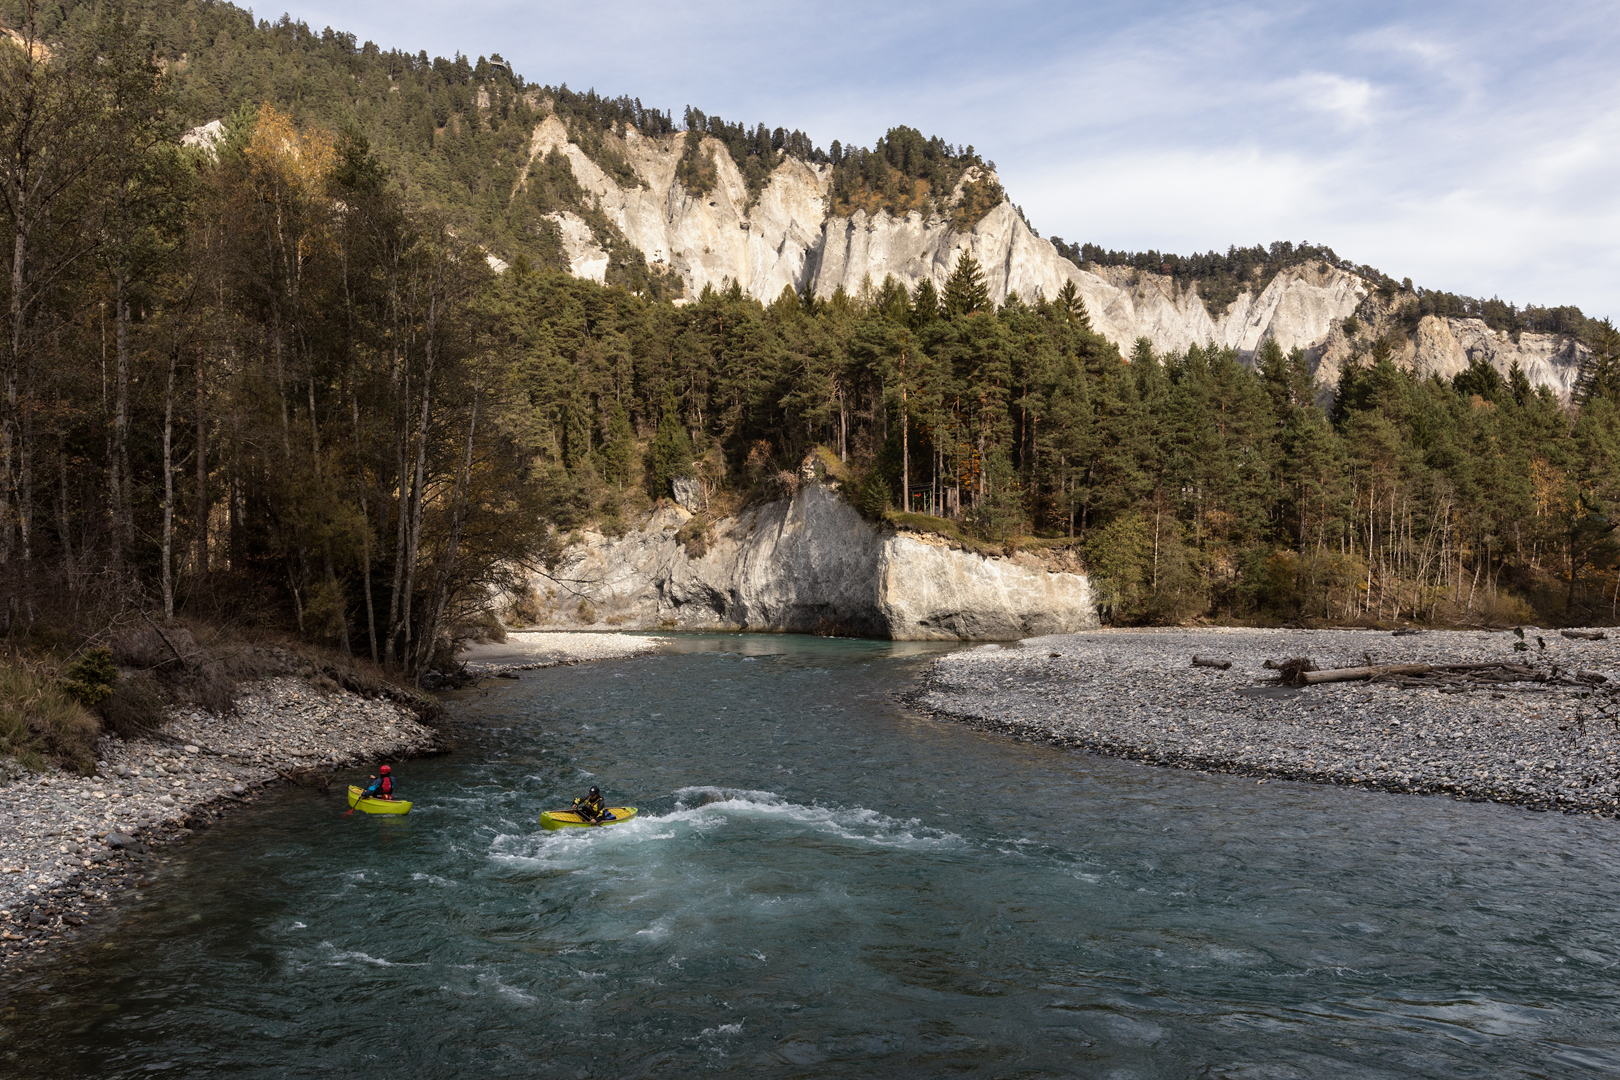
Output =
[
  {"x1": 347, "y1": 785, "x2": 413, "y2": 815},
  {"x1": 540, "y1": 807, "x2": 638, "y2": 830}
]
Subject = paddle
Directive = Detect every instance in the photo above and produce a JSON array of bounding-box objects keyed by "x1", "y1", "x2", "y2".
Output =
[{"x1": 345, "y1": 778, "x2": 377, "y2": 817}]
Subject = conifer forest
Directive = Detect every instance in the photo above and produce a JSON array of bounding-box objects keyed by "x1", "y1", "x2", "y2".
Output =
[{"x1": 3, "y1": 0, "x2": 1619, "y2": 696}]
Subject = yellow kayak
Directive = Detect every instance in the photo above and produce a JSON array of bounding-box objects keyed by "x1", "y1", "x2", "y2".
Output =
[
  {"x1": 347, "y1": 785, "x2": 413, "y2": 815},
  {"x1": 540, "y1": 807, "x2": 638, "y2": 830}
]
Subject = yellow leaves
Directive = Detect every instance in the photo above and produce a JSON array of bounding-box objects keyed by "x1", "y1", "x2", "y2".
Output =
[
  {"x1": 951, "y1": 175, "x2": 1005, "y2": 232},
  {"x1": 1, "y1": 27, "x2": 52, "y2": 63},
  {"x1": 831, "y1": 168, "x2": 931, "y2": 220},
  {"x1": 237, "y1": 104, "x2": 340, "y2": 263},
  {"x1": 1529, "y1": 456, "x2": 1567, "y2": 518},
  {"x1": 244, "y1": 104, "x2": 336, "y2": 199}
]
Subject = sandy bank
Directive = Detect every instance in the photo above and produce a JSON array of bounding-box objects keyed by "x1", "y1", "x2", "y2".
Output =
[{"x1": 911, "y1": 627, "x2": 1620, "y2": 816}]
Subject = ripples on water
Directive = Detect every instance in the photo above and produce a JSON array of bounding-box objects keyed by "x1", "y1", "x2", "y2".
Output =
[{"x1": 4, "y1": 634, "x2": 1619, "y2": 1078}]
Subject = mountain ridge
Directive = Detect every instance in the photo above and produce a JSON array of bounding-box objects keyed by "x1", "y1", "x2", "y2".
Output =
[
  {"x1": 10, "y1": 0, "x2": 1611, "y2": 398},
  {"x1": 422, "y1": 108, "x2": 1595, "y2": 399}
]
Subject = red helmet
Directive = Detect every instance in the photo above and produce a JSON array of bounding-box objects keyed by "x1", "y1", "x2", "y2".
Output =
[{"x1": 379, "y1": 765, "x2": 391, "y2": 774}]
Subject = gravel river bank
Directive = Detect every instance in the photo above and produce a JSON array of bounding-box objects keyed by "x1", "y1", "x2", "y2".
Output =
[
  {"x1": 0, "y1": 632, "x2": 668, "y2": 972},
  {"x1": 456, "y1": 630, "x2": 665, "y2": 674},
  {"x1": 911, "y1": 627, "x2": 1620, "y2": 817},
  {"x1": 0, "y1": 678, "x2": 438, "y2": 969}
]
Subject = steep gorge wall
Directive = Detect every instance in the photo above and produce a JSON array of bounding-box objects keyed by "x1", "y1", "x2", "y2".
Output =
[
  {"x1": 511, "y1": 118, "x2": 1592, "y2": 400},
  {"x1": 523, "y1": 117, "x2": 1368, "y2": 361},
  {"x1": 518, "y1": 484, "x2": 1097, "y2": 641},
  {"x1": 1310, "y1": 310, "x2": 1591, "y2": 401}
]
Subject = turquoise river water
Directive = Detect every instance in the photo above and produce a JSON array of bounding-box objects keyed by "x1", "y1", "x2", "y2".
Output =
[{"x1": 4, "y1": 634, "x2": 1620, "y2": 1077}]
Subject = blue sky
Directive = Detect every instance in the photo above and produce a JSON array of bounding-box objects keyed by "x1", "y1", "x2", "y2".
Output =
[{"x1": 272, "y1": 1, "x2": 1619, "y2": 319}]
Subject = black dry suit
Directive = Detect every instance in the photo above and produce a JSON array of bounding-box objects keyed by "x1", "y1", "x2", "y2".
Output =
[{"x1": 574, "y1": 793, "x2": 608, "y2": 821}]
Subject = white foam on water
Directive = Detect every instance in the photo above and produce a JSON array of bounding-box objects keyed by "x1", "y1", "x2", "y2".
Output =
[
  {"x1": 659, "y1": 786, "x2": 965, "y2": 851},
  {"x1": 482, "y1": 786, "x2": 963, "y2": 878},
  {"x1": 409, "y1": 872, "x2": 457, "y2": 887},
  {"x1": 477, "y1": 971, "x2": 539, "y2": 1005},
  {"x1": 320, "y1": 942, "x2": 425, "y2": 967}
]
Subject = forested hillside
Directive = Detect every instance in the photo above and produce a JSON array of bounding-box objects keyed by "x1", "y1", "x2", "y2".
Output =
[{"x1": 1, "y1": 0, "x2": 1619, "y2": 769}]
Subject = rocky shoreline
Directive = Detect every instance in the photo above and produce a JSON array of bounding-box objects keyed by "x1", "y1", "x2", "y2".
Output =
[
  {"x1": 456, "y1": 630, "x2": 665, "y2": 675},
  {"x1": 0, "y1": 632, "x2": 668, "y2": 973},
  {"x1": 0, "y1": 677, "x2": 441, "y2": 971},
  {"x1": 910, "y1": 627, "x2": 1620, "y2": 816}
]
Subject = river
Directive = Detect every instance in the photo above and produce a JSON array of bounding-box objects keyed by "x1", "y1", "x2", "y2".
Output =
[{"x1": 4, "y1": 634, "x2": 1619, "y2": 1077}]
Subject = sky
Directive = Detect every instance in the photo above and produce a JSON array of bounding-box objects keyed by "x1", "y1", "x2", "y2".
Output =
[{"x1": 268, "y1": 0, "x2": 1620, "y2": 319}]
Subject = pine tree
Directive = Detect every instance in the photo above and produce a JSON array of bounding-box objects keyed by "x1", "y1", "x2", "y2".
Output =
[
  {"x1": 644, "y1": 388, "x2": 695, "y2": 498},
  {"x1": 1054, "y1": 278, "x2": 1090, "y2": 330},
  {"x1": 943, "y1": 251, "x2": 991, "y2": 316},
  {"x1": 910, "y1": 278, "x2": 941, "y2": 326}
]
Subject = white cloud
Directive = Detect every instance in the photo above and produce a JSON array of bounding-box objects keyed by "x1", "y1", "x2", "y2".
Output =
[{"x1": 1280, "y1": 73, "x2": 1375, "y2": 126}]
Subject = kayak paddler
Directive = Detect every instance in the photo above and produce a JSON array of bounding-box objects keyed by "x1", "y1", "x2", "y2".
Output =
[
  {"x1": 573, "y1": 786, "x2": 614, "y2": 822},
  {"x1": 362, "y1": 764, "x2": 397, "y2": 801}
]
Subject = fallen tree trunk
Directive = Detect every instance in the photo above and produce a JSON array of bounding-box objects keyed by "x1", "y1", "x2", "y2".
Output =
[
  {"x1": 1298, "y1": 663, "x2": 1433, "y2": 686},
  {"x1": 1562, "y1": 630, "x2": 1608, "y2": 641},
  {"x1": 1281, "y1": 658, "x2": 1598, "y2": 689},
  {"x1": 1191, "y1": 655, "x2": 1232, "y2": 670}
]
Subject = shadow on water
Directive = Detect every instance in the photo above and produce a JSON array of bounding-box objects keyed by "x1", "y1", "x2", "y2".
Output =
[{"x1": 3, "y1": 633, "x2": 1620, "y2": 1078}]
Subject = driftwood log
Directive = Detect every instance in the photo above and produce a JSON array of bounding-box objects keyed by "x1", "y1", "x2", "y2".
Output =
[
  {"x1": 1280, "y1": 659, "x2": 1612, "y2": 689},
  {"x1": 1296, "y1": 663, "x2": 1431, "y2": 685},
  {"x1": 1561, "y1": 630, "x2": 1608, "y2": 641},
  {"x1": 1191, "y1": 656, "x2": 1232, "y2": 670}
]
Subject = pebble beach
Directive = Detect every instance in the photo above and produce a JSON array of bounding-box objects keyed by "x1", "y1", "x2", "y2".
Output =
[
  {"x1": 457, "y1": 630, "x2": 665, "y2": 674},
  {"x1": 911, "y1": 627, "x2": 1620, "y2": 816},
  {"x1": 0, "y1": 678, "x2": 437, "y2": 968}
]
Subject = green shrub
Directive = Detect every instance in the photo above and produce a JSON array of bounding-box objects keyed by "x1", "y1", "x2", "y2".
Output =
[
  {"x1": 60, "y1": 647, "x2": 118, "y2": 706},
  {"x1": 853, "y1": 471, "x2": 892, "y2": 521},
  {"x1": 675, "y1": 514, "x2": 710, "y2": 558}
]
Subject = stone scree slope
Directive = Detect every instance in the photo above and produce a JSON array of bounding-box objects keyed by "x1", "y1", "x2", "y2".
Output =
[
  {"x1": 510, "y1": 116, "x2": 1588, "y2": 398},
  {"x1": 523, "y1": 484, "x2": 1097, "y2": 640}
]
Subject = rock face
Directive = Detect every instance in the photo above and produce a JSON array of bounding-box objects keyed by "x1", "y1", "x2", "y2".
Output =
[
  {"x1": 519, "y1": 117, "x2": 1367, "y2": 363},
  {"x1": 510, "y1": 116, "x2": 1590, "y2": 399},
  {"x1": 1307, "y1": 312, "x2": 1592, "y2": 403},
  {"x1": 1407, "y1": 316, "x2": 1589, "y2": 399},
  {"x1": 522, "y1": 484, "x2": 1097, "y2": 640}
]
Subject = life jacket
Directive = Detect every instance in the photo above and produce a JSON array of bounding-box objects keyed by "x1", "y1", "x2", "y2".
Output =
[{"x1": 377, "y1": 775, "x2": 394, "y2": 799}]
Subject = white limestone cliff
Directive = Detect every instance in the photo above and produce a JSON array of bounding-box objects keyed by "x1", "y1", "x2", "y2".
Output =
[
  {"x1": 515, "y1": 484, "x2": 1097, "y2": 641},
  {"x1": 506, "y1": 118, "x2": 1596, "y2": 399},
  {"x1": 515, "y1": 117, "x2": 1374, "y2": 366}
]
